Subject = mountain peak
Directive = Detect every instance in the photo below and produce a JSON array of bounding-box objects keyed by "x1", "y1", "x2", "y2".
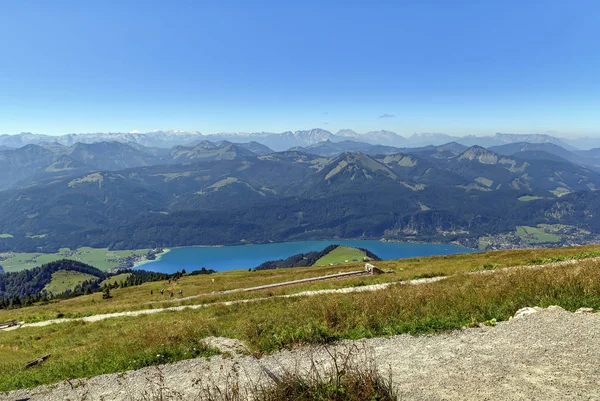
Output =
[
  {"x1": 336, "y1": 129, "x2": 360, "y2": 138},
  {"x1": 323, "y1": 152, "x2": 398, "y2": 181},
  {"x1": 458, "y1": 146, "x2": 500, "y2": 164}
]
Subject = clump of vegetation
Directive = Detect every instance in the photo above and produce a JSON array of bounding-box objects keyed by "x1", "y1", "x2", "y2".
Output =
[
  {"x1": 187, "y1": 267, "x2": 217, "y2": 276},
  {"x1": 258, "y1": 362, "x2": 396, "y2": 400},
  {"x1": 482, "y1": 263, "x2": 500, "y2": 270},
  {"x1": 198, "y1": 346, "x2": 397, "y2": 401},
  {"x1": 411, "y1": 272, "x2": 446, "y2": 280}
]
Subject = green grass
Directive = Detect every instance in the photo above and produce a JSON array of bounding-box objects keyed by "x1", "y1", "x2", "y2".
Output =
[
  {"x1": 1, "y1": 255, "x2": 599, "y2": 392},
  {"x1": 0, "y1": 247, "x2": 151, "y2": 273},
  {"x1": 0, "y1": 233, "x2": 14, "y2": 238},
  {"x1": 0, "y1": 252, "x2": 56, "y2": 273},
  {"x1": 3, "y1": 245, "x2": 600, "y2": 325},
  {"x1": 100, "y1": 273, "x2": 132, "y2": 287},
  {"x1": 518, "y1": 195, "x2": 543, "y2": 202},
  {"x1": 515, "y1": 226, "x2": 561, "y2": 244},
  {"x1": 0, "y1": 317, "x2": 219, "y2": 391},
  {"x1": 314, "y1": 246, "x2": 368, "y2": 266},
  {"x1": 43, "y1": 270, "x2": 100, "y2": 295}
]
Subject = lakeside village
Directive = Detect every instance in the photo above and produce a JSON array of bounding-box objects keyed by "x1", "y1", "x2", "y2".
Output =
[
  {"x1": 0, "y1": 248, "x2": 165, "y2": 275},
  {"x1": 106, "y1": 248, "x2": 165, "y2": 272}
]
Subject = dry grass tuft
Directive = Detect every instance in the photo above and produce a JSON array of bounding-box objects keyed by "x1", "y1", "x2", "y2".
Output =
[{"x1": 197, "y1": 345, "x2": 397, "y2": 401}]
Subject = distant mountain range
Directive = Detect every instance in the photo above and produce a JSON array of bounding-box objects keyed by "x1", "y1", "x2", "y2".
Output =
[
  {"x1": 2, "y1": 137, "x2": 600, "y2": 253},
  {"x1": 0, "y1": 140, "x2": 273, "y2": 190},
  {"x1": 489, "y1": 142, "x2": 600, "y2": 170},
  {"x1": 2, "y1": 129, "x2": 599, "y2": 150}
]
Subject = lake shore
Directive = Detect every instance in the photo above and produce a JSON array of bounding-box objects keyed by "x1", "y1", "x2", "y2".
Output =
[
  {"x1": 133, "y1": 248, "x2": 172, "y2": 268},
  {"x1": 132, "y1": 240, "x2": 475, "y2": 274}
]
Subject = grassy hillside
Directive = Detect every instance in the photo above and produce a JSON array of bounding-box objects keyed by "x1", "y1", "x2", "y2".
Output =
[
  {"x1": 43, "y1": 270, "x2": 100, "y2": 295},
  {"x1": 255, "y1": 245, "x2": 378, "y2": 270},
  {"x1": 1, "y1": 245, "x2": 600, "y2": 391},
  {"x1": 0, "y1": 260, "x2": 108, "y2": 305},
  {"x1": 314, "y1": 246, "x2": 368, "y2": 266},
  {"x1": 100, "y1": 273, "x2": 132, "y2": 287}
]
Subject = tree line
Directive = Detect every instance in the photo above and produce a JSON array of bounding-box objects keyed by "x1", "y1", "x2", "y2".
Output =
[{"x1": 0, "y1": 260, "x2": 216, "y2": 310}]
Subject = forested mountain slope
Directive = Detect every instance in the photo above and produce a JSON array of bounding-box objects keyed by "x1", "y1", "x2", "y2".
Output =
[{"x1": 1, "y1": 144, "x2": 600, "y2": 252}]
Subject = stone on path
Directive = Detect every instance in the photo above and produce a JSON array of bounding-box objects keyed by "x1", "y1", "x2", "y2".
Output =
[{"x1": 201, "y1": 337, "x2": 249, "y2": 355}]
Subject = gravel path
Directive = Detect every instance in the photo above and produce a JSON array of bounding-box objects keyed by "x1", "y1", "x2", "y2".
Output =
[{"x1": 4, "y1": 306, "x2": 599, "y2": 400}]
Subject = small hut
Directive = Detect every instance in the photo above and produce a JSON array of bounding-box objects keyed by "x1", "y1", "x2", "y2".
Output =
[{"x1": 364, "y1": 263, "x2": 384, "y2": 275}]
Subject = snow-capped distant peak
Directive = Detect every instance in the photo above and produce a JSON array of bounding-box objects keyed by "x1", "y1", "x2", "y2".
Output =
[{"x1": 336, "y1": 129, "x2": 361, "y2": 138}]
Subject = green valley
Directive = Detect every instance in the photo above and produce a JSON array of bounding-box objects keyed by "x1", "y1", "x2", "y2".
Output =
[
  {"x1": 0, "y1": 247, "x2": 157, "y2": 273},
  {"x1": 515, "y1": 226, "x2": 561, "y2": 244}
]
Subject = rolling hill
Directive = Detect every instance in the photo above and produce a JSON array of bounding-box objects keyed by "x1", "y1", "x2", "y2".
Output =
[
  {"x1": 0, "y1": 260, "x2": 107, "y2": 303},
  {"x1": 254, "y1": 244, "x2": 380, "y2": 270},
  {"x1": 0, "y1": 140, "x2": 273, "y2": 190},
  {"x1": 489, "y1": 142, "x2": 600, "y2": 171}
]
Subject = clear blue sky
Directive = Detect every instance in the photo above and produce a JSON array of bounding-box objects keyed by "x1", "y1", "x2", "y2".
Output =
[{"x1": 1, "y1": 0, "x2": 599, "y2": 137}]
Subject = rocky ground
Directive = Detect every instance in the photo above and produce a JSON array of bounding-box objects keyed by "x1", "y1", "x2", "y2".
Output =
[{"x1": 3, "y1": 306, "x2": 599, "y2": 401}]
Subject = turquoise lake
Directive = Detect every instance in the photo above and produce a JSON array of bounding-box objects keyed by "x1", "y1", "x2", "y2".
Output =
[{"x1": 136, "y1": 240, "x2": 475, "y2": 274}]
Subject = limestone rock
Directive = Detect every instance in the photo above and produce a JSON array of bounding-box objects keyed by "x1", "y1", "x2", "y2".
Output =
[
  {"x1": 513, "y1": 307, "x2": 541, "y2": 319},
  {"x1": 201, "y1": 337, "x2": 249, "y2": 355}
]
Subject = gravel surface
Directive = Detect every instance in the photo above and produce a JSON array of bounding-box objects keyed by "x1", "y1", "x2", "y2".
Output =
[{"x1": 3, "y1": 306, "x2": 599, "y2": 401}]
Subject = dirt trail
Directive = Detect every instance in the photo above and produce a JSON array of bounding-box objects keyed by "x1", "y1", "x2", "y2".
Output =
[
  {"x1": 4, "y1": 307, "x2": 599, "y2": 400},
  {"x1": 172, "y1": 269, "x2": 368, "y2": 303}
]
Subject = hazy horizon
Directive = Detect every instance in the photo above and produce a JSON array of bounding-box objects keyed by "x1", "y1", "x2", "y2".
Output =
[{"x1": 1, "y1": 128, "x2": 599, "y2": 140}]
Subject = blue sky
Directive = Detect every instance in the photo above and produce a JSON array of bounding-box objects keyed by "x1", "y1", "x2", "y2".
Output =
[{"x1": 1, "y1": 0, "x2": 599, "y2": 137}]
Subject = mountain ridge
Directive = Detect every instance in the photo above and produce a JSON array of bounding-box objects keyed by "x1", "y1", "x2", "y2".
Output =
[{"x1": 2, "y1": 129, "x2": 598, "y2": 150}]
